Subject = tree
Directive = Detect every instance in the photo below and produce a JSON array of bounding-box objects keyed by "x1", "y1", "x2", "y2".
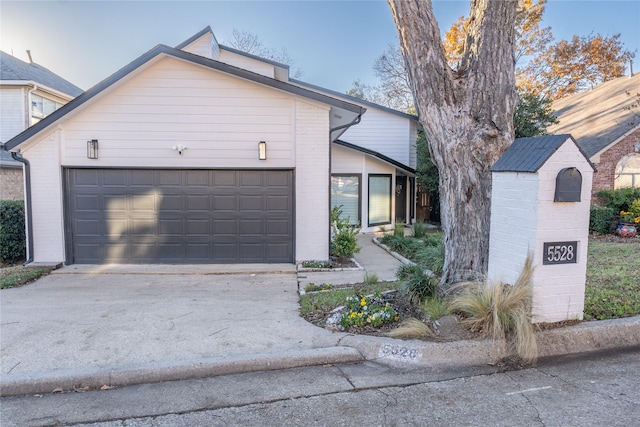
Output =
[
  {"x1": 444, "y1": 0, "x2": 552, "y2": 71},
  {"x1": 372, "y1": 44, "x2": 415, "y2": 112},
  {"x1": 388, "y1": 0, "x2": 518, "y2": 286},
  {"x1": 514, "y1": 92, "x2": 558, "y2": 138},
  {"x1": 225, "y1": 29, "x2": 303, "y2": 78},
  {"x1": 519, "y1": 33, "x2": 634, "y2": 100}
]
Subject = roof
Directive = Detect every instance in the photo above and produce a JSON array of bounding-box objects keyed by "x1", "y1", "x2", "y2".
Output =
[
  {"x1": 4, "y1": 45, "x2": 364, "y2": 151},
  {"x1": 0, "y1": 145, "x2": 21, "y2": 168},
  {"x1": 0, "y1": 51, "x2": 83, "y2": 97},
  {"x1": 548, "y1": 74, "x2": 640, "y2": 157},
  {"x1": 334, "y1": 139, "x2": 415, "y2": 175},
  {"x1": 291, "y1": 78, "x2": 419, "y2": 122},
  {"x1": 491, "y1": 134, "x2": 594, "y2": 173}
]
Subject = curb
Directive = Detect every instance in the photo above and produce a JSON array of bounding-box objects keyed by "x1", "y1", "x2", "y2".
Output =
[
  {"x1": 0, "y1": 347, "x2": 364, "y2": 397},
  {"x1": 338, "y1": 316, "x2": 640, "y2": 369}
]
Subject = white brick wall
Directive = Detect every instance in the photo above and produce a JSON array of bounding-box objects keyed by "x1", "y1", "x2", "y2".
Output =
[
  {"x1": 488, "y1": 138, "x2": 593, "y2": 323},
  {"x1": 295, "y1": 99, "x2": 331, "y2": 262},
  {"x1": 22, "y1": 130, "x2": 66, "y2": 263}
]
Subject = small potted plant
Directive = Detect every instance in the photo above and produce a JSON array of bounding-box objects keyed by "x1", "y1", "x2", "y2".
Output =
[{"x1": 616, "y1": 210, "x2": 639, "y2": 238}]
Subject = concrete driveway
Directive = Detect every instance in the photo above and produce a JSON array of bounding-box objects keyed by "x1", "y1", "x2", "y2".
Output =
[{"x1": 1, "y1": 266, "x2": 357, "y2": 395}]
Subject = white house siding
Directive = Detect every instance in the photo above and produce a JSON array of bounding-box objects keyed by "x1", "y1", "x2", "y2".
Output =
[
  {"x1": 218, "y1": 50, "x2": 275, "y2": 79},
  {"x1": 340, "y1": 108, "x2": 411, "y2": 166},
  {"x1": 58, "y1": 56, "x2": 298, "y2": 169},
  {"x1": 181, "y1": 33, "x2": 219, "y2": 60},
  {"x1": 409, "y1": 121, "x2": 417, "y2": 169},
  {"x1": 532, "y1": 143, "x2": 593, "y2": 322},
  {"x1": 1, "y1": 87, "x2": 26, "y2": 141},
  {"x1": 331, "y1": 145, "x2": 396, "y2": 233},
  {"x1": 21, "y1": 130, "x2": 66, "y2": 263},
  {"x1": 295, "y1": 99, "x2": 331, "y2": 261}
]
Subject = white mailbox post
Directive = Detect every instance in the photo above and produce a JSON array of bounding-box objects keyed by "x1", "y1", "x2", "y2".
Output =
[{"x1": 487, "y1": 135, "x2": 595, "y2": 323}]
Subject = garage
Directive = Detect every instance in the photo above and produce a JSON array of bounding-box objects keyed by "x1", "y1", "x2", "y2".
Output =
[{"x1": 65, "y1": 169, "x2": 294, "y2": 264}]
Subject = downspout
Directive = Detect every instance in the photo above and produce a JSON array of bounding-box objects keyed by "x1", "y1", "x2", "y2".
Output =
[
  {"x1": 11, "y1": 151, "x2": 34, "y2": 264},
  {"x1": 327, "y1": 111, "x2": 364, "y2": 257}
]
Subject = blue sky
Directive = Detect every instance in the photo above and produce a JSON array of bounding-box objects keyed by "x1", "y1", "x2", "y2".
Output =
[{"x1": 1, "y1": 1, "x2": 638, "y2": 92}]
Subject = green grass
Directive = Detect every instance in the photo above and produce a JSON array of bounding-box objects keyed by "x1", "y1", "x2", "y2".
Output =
[
  {"x1": 0, "y1": 265, "x2": 53, "y2": 289},
  {"x1": 584, "y1": 240, "x2": 640, "y2": 320},
  {"x1": 299, "y1": 281, "x2": 401, "y2": 317}
]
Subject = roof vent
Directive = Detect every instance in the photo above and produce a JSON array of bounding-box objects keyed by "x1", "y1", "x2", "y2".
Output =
[{"x1": 26, "y1": 50, "x2": 33, "y2": 63}]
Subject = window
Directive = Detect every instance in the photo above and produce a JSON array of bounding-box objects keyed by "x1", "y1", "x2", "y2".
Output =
[
  {"x1": 31, "y1": 94, "x2": 63, "y2": 122},
  {"x1": 614, "y1": 153, "x2": 640, "y2": 189},
  {"x1": 368, "y1": 174, "x2": 392, "y2": 226},
  {"x1": 331, "y1": 175, "x2": 360, "y2": 225}
]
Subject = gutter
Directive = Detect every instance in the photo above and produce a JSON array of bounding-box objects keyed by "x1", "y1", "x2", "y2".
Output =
[{"x1": 10, "y1": 151, "x2": 34, "y2": 265}]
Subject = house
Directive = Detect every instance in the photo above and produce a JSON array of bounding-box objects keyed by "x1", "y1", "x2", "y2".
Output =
[
  {"x1": 548, "y1": 73, "x2": 640, "y2": 196},
  {"x1": 0, "y1": 50, "x2": 83, "y2": 200},
  {"x1": 2, "y1": 27, "x2": 417, "y2": 265}
]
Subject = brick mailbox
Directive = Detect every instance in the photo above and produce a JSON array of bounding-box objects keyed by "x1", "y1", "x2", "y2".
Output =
[{"x1": 487, "y1": 135, "x2": 595, "y2": 323}]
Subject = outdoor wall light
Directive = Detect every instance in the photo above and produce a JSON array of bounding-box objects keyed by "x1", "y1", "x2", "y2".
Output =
[
  {"x1": 87, "y1": 139, "x2": 98, "y2": 159},
  {"x1": 258, "y1": 141, "x2": 267, "y2": 160}
]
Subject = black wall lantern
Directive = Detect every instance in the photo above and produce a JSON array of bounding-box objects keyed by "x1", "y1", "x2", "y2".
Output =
[
  {"x1": 258, "y1": 141, "x2": 267, "y2": 160},
  {"x1": 87, "y1": 139, "x2": 98, "y2": 159}
]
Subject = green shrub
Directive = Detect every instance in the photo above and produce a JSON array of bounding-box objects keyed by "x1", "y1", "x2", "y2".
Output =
[
  {"x1": 380, "y1": 234, "x2": 423, "y2": 259},
  {"x1": 589, "y1": 206, "x2": 615, "y2": 234},
  {"x1": 330, "y1": 206, "x2": 360, "y2": 261},
  {"x1": 394, "y1": 222, "x2": 405, "y2": 237},
  {"x1": 363, "y1": 272, "x2": 379, "y2": 285},
  {"x1": 597, "y1": 187, "x2": 640, "y2": 212},
  {"x1": 412, "y1": 219, "x2": 429, "y2": 239},
  {"x1": 0, "y1": 200, "x2": 26, "y2": 264},
  {"x1": 398, "y1": 265, "x2": 438, "y2": 304},
  {"x1": 414, "y1": 244, "x2": 445, "y2": 275}
]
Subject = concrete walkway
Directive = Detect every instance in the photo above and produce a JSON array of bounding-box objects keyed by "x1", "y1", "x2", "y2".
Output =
[{"x1": 1, "y1": 234, "x2": 639, "y2": 397}]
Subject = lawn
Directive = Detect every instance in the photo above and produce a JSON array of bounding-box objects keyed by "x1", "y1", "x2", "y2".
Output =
[
  {"x1": 0, "y1": 265, "x2": 53, "y2": 289},
  {"x1": 584, "y1": 239, "x2": 640, "y2": 320}
]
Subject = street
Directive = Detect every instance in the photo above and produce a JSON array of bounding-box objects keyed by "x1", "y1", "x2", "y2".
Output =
[{"x1": 2, "y1": 347, "x2": 639, "y2": 426}]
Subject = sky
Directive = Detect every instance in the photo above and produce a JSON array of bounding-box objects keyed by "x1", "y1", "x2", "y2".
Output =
[{"x1": 1, "y1": 0, "x2": 639, "y2": 93}]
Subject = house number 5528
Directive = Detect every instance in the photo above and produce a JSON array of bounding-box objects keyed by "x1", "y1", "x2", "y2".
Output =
[{"x1": 543, "y1": 241, "x2": 578, "y2": 265}]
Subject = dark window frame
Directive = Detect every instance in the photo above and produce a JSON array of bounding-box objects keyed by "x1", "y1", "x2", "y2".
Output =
[
  {"x1": 368, "y1": 173, "x2": 392, "y2": 227},
  {"x1": 330, "y1": 174, "x2": 362, "y2": 225}
]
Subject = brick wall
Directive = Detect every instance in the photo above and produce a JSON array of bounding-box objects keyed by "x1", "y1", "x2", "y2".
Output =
[
  {"x1": 592, "y1": 127, "x2": 640, "y2": 196},
  {"x1": 0, "y1": 167, "x2": 24, "y2": 200}
]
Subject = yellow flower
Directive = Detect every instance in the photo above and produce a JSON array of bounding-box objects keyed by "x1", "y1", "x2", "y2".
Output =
[{"x1": 360, "y1": 298, "x2": 366, "y2": 306}]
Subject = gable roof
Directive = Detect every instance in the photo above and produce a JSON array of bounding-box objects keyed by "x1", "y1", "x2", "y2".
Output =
[
  {"x1": 0, "y1": 51, "x2": 83, "y2": 97},
  {"x1": 548, "y1": 74, "x2": 640, "y2": 157},
  {"x1": 491, "y1": 134, "x2": 594, "y2": 173},
  {"x1": 4, "y1": 44, "x2": 364, "y2": 151},
  {"x1": 291, "y1": 79, "x2": 419, "y2": 122},
  {"x1": 334, "y1": 139, "x2": 415, "y2": 175}
]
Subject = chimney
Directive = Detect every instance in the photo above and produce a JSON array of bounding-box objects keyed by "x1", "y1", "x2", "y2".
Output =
[
  {"x1": 630, "y1": 59, "x2": 634, "y2": 78},
  {"x1": 26, "y1": 49, "x2": 33, "y2": 63}
]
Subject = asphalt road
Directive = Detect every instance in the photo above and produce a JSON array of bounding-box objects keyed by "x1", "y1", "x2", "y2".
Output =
[{"x1": 2, "y1": 347, "x2": 639, "y2": 426}]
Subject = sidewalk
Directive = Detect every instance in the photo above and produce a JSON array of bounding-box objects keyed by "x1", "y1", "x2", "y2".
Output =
[{"x1": 1, "y1": 234, "x2": 639, "y2": 397}]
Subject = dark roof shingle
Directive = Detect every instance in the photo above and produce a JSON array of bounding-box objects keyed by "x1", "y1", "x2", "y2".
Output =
[
  {"x1": 491, "y1": 135, "x2": 594, "y2": 172},
  {"x1": 0, "y1": 51, "x2": 83, "y2": 97}
]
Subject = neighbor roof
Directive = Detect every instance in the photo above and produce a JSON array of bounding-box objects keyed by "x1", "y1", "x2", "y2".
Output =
[
  {"x1": 0, "y1": 51, "x2": 83, "y2": 97},
  {"x1": 548, "y1": 74, "x2": 640, "y2": 157},
  {"x1": 491, "y1": 134, "x2": 594, "y2": 173},
  {"x1": 4, "y1": 45, "x2": 364, "y2": 151},
  {"x1": 0, "y1": 145, "x2": 21, "y2": 168}
]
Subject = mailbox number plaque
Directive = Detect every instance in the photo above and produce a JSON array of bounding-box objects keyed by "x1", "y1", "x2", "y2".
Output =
[{"x1": 543, "y1": 241, "x2": 577, "y2": 265}]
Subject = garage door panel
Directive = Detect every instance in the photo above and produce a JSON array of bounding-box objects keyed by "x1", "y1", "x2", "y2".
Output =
[{"x1": 67, "y1": 169, "x2": 293, "y2": 264}]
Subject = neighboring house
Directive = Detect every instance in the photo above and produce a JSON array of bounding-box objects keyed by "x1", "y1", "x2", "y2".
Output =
[
  {"x1": 3, "y1": 27, "x2": 417, "y2": 265},
  {"x1": 548, "y1": 73, "x2": 640, "y2": 197},
  {"x1": 0, "y1": 50, "x2": 83, "y2": 200}
]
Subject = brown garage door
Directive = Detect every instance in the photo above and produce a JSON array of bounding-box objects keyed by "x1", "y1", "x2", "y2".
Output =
[{"x1": 65, "y1": 169, "x2": 294, "y2": 264}]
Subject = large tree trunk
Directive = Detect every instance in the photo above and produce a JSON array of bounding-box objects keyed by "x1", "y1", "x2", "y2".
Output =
[{"x1": 388, "y1": 0, "x2": 518, "y2": 287}]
